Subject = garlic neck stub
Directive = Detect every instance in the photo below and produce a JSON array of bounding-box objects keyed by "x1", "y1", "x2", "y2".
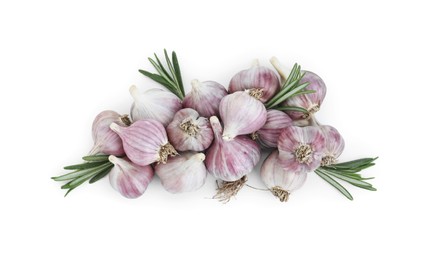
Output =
[
  {"x1": 219, "y1": 92, "x2": 267, "y2": 140},
  {"x1": 206, "y1": 116, "x2": 261, "y2": 182},
  {"x1": 108, "y1": 155, "x2": 154, "y2": 199},
  {"x1": 90, "y1": 110, "x2": 127, "y2": 156},
  {"x1": 320, "y1": 125, "x2": 345, "y2": 166},
  {"x1": 110, "y1": 119, "x2": 178, "y2": 166},
  {"x1": 277, "y1": 125, "x2": 325, "y2": 174},
  {"x1": 256, "y1": 109, "x2": 293, "y2": 148},
  {"x1": 183, "y1": 79, "x2": 228, "y2": 118},
  {"x1": 129, "y1": 86, "x2": 182, "y2": 127},
  {"x1": 228, "y1": 63, "x2": 280, "y2": 102},
  {"x1": 167, "y1": 108, "x2": 214, "y2": 152},
  {"x1": 155, "y1": 152, "x2": 207, "y2": 193},
  {"x1": 260, "y1": 151, "x2": 307, "y2": 202}
]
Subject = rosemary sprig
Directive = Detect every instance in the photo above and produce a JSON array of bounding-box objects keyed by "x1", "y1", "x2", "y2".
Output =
[
  {"x1": 139, "y1": 49, "x2": 185, "y2": 100},
  {"x1": 315, "y1": 157, "x2": 378, "y2": 200},
  {"x1": 265, "y1": 63, "x2": 311, "y2": 109},
  {"x1": 52, "y1": 155, "x2": 114, "y2": 197}
]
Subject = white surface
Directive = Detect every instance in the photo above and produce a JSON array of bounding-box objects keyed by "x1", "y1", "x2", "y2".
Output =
[{"x1": 0, "y1": 0, "x2": 430, "y2": 259}]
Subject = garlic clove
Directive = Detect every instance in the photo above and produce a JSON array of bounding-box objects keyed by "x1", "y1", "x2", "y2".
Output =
[
  {"x1": 110, "y1": 119, "x2": 178, "y2": 166},
  {"x1": 155, "y1": 152, "x2": 207, "y2": 193},
  {"x1": 320, "y1": 125, "x2": 345, "y2": 166},
  {"x1": 228, "y1": 61, "x2": 280, "y2": 102},
  {"x1": 108, "y1": 155, "x2": 154, "y2": 199},
  {"x1": 129, "y1": 85, "x2": 182, "y2": 127},
  {"x1": 219, "y1": 92, "x2": 267, "y2": 140},
  {"x1": 255, "y1": 109, "x2": 293, "y2": 148},
  {"x1": 277, "y1": 125, "x2": 325, "y2": 173},
  {"x1": 206, "y1": 116, "x2": 261, "y2": 182},
  {"x1": 260, "y1": 150, "x2": 307, "y2": 202},
  {"x1": 167, "y1": 108, "x2": 214, "y2": 152},
  {"x1": 90, "y1": 110, "x2": 128, "y2": 156},
  {"x1": 183, "y1": 79, "x2": 228, "y2": 118}
]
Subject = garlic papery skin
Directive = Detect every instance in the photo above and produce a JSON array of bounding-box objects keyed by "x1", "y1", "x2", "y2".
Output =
[
  {"x1": 110, "y1": 119, "x2": 178, "y2": 166},
  {"x1": 320, "y1": 125, "x2": 345, "y2": 166},
  {"x1": 183, "y1": 79, "x2": 228, "y2": 118},
  {"x1": 255, "y1": 109, "x2": 293, "y2": 148},
  {"x1": 228, "y1": 62, "x2": 280, "y2": 102},
  {"x1": 277, "y1": 126, "x2": 325, "y2": 174},
  {"x1": 219, "y1": 92, "x2": 267, "y2": 140},
  {"x1": 261, "y1": 151, "x2": 307, "y2": 202},
  {"x1": 108, "y1": 155, "x2": 154, "y2": 199},
  {"x1": 166, "y1": 108, "x2": 214, "y2": 152},
  {"x1": 90, "y1": 110, "x2": 128, "y2": 156},
  {"x1": 206, "y1": 116, "x2": 261, "y2": 182},
  {"x1": 155, "y1": 152, "x2": 207, "y2": 193},
  {"x1": 129, "y1": 85, "x2": 182, "y2": 127}
]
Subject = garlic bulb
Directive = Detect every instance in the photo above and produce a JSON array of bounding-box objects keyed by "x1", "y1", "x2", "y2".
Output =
[
  {"x1": 219, "y1": 91, "x2": 267, "y2": 140},
  {"x1": 320, "y1": 125, "x2": 345, "y2": 166},
  {"x1": 255, "y1": 109, "x2": 293, "y2": 148},
  {"x1": 278, "y1": 125, "x2": 325, "y2": 173},
  {"x1": 183, "y1": 79, "x2": 227, "y2": 117},
  {"x1": 261, "y1": 151, "x2": 307, "y2": 202},
  {"x1": 155, "y1": 152, "x2": 207, "y2": 193},
  {"x1": 206, "y1": 116, "x2": 260, "y2": 182},
  {"x1": 110, "y1": 119, "x2": 178, "y2": 166},
  {"x1": 90, "y1": 110, "x2": 128, "y2": 156},
  {"x1": 108, "y1": 155, "x2": 154, "y2": 199},
  {"x1": 129, "y1": 85, "x2": 182, "y2": 127},
  {"x1": 167, "y1": 108, "x2": 214, "y2": 152},
  {"x1": 228, "y1": 61, "x2": 280, "y2": 102}
]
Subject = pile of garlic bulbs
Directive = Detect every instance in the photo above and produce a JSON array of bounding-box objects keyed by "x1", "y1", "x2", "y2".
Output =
[{"x1": 53, "y1": 50, "x2": 376, "y2": 202}]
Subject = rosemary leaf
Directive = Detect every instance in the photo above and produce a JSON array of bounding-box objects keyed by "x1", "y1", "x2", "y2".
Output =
[
  {"x1": 321, "y1": 169, "x2": 373, "y2": 187},
  {"x1": 82, "y1": 155, "x2": 110, "y2": 162},
  {"x1": 315, "y1": 169, "x2": 353, "y2": 200},
  {"x1": 154, "y1": 53, "x2": 173, "y2": 82},
  {"x1": 172, "y1": 51, "x2": 185, "y2": 97},
  {"x1": 275, "y1": 106, "x2": 309, "y2": 113},
  {"x1": 89, "y1": 165, "x2": 114, "y2": 184},
  {"x1": 63, "y1": 161, "x2": 106, "y2": 170}
]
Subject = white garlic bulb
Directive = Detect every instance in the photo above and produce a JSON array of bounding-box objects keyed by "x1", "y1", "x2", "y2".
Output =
[
  {"x1": 166, "y1": 108, "x2": 214, "y2": 152},
  {"x1": 183, "y1": 79, "x2": 227, "y2": 117},
  {"x1": 129, "y1": 85, "x2": 182, "y2": 127},
  {"x1": 108, "y1": 155, "x2": 154, "y2": 199},
  {"x1": 320, "y1": 125, "x2": 345, "y2": 166},
  {"x1": 255, "y1": 109, "x2": 293, "y2": 148},
  {"x1": 260, "y1": 151, "x2": 307, "y2": 202},
  {"x1": 155, "y1": 152, "x2": 207, "y2": 193},
  {"x1": 206, "y1": 116, "x2": 261, "y2": 182},
  {"x1": 219, "y1": 91, "x2": 267, "y2": 140}
]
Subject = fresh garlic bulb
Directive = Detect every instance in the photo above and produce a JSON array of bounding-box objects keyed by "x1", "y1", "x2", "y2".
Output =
[
  {"x1": 206, "y1": 116, "x2": 260, "y2": 182},
  {"x1": 261, "y1": 151, "x2": 307, "y2": 202},
  {"x1": 90, "y1": 110, "x2": 128, "y2": 156},
  {"x1": 270, "y1": 57, "x2": 326, "y2": 120},
  {"x1": 320, "y1": 125, "x2": 345, "y2": 166},
  {"x1": 255, "y1": 109, "x2": 293, "y2": 148},
  {"x1": 228, "y1": 61, "x2": 280, "y2": 102},
  {"x1": 277, "y1": 125, "x2": 325, "y2": 173},
  {"x1": 155, "y1": 152, "x2": 207, "y2": 193},
  {"x1": 183, "y1": 79, "x2": 227, "y2": 117},
  {"x1": 219, "y1": 91, "x2": 267, "y2": 140},
  {"x1": 129, "y1": 85, "x2": 182, "y2": 127},
  {"x1": 110, "y1": 119, "x2": 178, "y2": 166},
  {"x1": 108, "y1": 155, "x2": 154, "y2": 199},
  {"x1": 167, "y1": 108, "x2": 214, "y2": 151}
]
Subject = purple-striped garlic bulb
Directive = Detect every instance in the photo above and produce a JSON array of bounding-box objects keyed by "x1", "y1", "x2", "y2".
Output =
[
  {"x1": 254, "y1": 109, "x2": 293, "y2": 148},
  {"x1": 205, "y1": 116, "x2": 260, "y2": 182},
  {"x1": 110, "y1": 119, "x2": 178, "y2": 166},
  {"x1": 90, "y1": 110, "x2": 129, "y2": 156},
  {"x1": 166, "y1": 108, "x2": 214, "y2": 152},
  {"x1": 108, "y1": 155, "x2": 154, "y2": 199},
  {"x1": 219, "y1": 91, "x2": 267, "y2": 140},
  {"x1": 155, "y1": 152, "x2": 207, "y2": 193},
  {"x1": 320, "y1": 125, "x2": 345, "y2": 166},
  {"x1": 277, "y1": 126, "x2": 325, "y2": 173},
  {"x1": 228, "y1": 60, "x2": 280, "y2": 102},
  {"x1": 260, "y1": 150, "x2": 307, "y2": 202},
  {"x1": 183, "y1": 79, "x2": 227, "y2": 117},
  {"x1": 129, "y1": 85, "x2": 182, "y2": 127},
  {"x1": 270, "y1": 57, "x2": 326, "y2": 120}
]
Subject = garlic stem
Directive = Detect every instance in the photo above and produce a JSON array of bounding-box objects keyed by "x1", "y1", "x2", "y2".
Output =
[
  {"x1": 251, "y1": 59, "x2": 260, "y2": 67},
  {"x1": 109, "y1": 122, "x2": 121, "y2": 133},
  {"x1": 191, "y1": 79, "x2": 201, "y2": 91},
  {"x1": 270, "y1": 56, "x2": 288, "y2": 81},
  {"x1": 129, "y1": 85, "x2": 140, "y2": 101}
]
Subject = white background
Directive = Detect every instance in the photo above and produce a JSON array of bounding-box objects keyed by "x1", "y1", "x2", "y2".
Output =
[{"x1": 1, "y1": 0, "x2": 431, "y2": 259}]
